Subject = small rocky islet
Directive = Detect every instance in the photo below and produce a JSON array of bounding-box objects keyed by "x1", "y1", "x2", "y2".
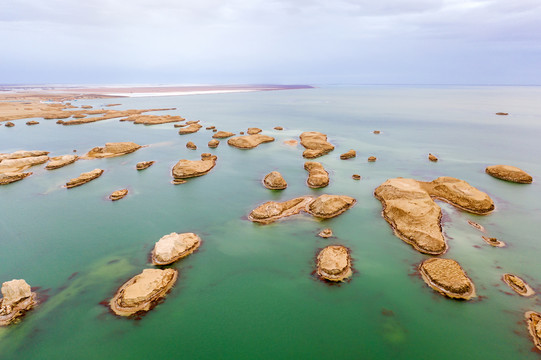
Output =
[
  {"x1": 316, "y1": 245, "x2": 352, "y2": 282},
  {"x1": 0, "y1": 279, "x2": 37, "y2": 326},
  {"x1": 151, "y1": 232, "x2": 202, "y2": 265},
  {"x1": 502, "y1": 274, "x2": 534, "y2": 296},
  {"x1": 304, "y1": 161, "x2": 329, "y2": 188},
  {"x1": 66, "y1": 169, "x2": 104, "y2": 188},
  {"x1": 81, "y1": 142, "x2": 142, "y2": 159},
  {"x1": 171, "y1": 153, "x2": 217, "y2": 182},
  {"x1": 419, "y1": 258, "x2": 476, "y2": 300},
  {"x1": 263, "y1": 171, "x2": 287, "y2": 190},
  {"x1": 485, "y1": 165, "x2": 533, "y2": 184},
  {"x1": 299, "y1": 131, "x2": 334, "y2": 158},
  {"x1": 109, "y1": 189, "x2": 128, "y2": 201}
]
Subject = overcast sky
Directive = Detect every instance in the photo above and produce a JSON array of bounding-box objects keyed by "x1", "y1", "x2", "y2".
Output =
[{"x1": 1, "y1": 0, "x2": 540, "y2": 85}]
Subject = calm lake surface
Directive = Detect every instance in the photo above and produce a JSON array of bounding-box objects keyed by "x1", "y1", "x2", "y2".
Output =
[{"x1": 1, "y1": 85, "x2": 541, "y2": 359}]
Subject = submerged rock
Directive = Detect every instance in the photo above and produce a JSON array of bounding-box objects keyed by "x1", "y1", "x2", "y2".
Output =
[
  {"x1": 481, "y1": 236, "x2": 505, "y2": 247},
  {"x1": 136, "y1": 161, "x2": 155, "y2": 170},
  {"x1": 227, "y1": 134, "x2": 275, "y2": 149},
  {"x1": 503, "y1": 274, "x2": 534, "y2": 296},
  {"x1": 66, "y1": 169, "x2": 104, "y2": 188},
  {"x1": 109, "y1": 268, "x2": 178, "y2": 316},
  {"x1": 0, "y1": 279, "x2": 37, "y2": 326},
  {"x1": 45, "y1": 155, "x2": 78, "y2": 170},
  {"x1": 212, "y1": 131, "x2": 235, "y2": 139},
  {"x1": 316, "y1": 245, "x2": 352, "y2": 282},
  {"x1": 283, "y1": 139, "x2": 298, "y2": 146},
  {"x1": 186, "y1": 141, "x2": 197, "y2": 150},
  {"x1": 525, "y1": 311, "x2": 541, "y2": 351},
  {"x1": 208, "y1": 139, "x2": 220, "y2": 148},
  {"x1": 178, "y1": 123, "x2": 202, "y2": 134},
  {"x1": 263, "y1": 171, "x2": 287, "y2": 190},
  {"x1": 151, "y1": 232, "x2": 201, "y2": 265},
  {"x1": 340, "y1": 149, "x2": 356, "y2": 160},
  {"x1": 304, "y1": 161, "x2": 329, "y2": 188},
  {"x1": 428, "y1": 153, "x2": 438, "y2": 162},
  {"x1": 248, "y1": 196, "x2": 314, "y2": 224},
  {"x1": 419, "y1": 258, "x2": 475, "y2": 300},
  {"x1": 306, "y1": 194, "x2": 356, "y2": 219},
  {"x1": 0, "y1": 172, "x2": 32, "y2": 185},
  {"x1": 318, "y1": 228, "x2": 333, "y2": 238},
  {"x1": 171, "y1": 153, "x2": 217, "y2": 180},
  {"x1": 82, "y1": 142, "x2": 142, "y2": 159},
  {"x1": 486, "y1": 165, "x2": 532, "y2": 184},
  {"x1": 110, "y1": 189, "x2": 128, "y2": 201},
  {"x1": 299, "y1": 132, "x2": 334, "y2": 158},
  {"x1": 247, "y1": 127, "x2": 262, "y2": 135}
]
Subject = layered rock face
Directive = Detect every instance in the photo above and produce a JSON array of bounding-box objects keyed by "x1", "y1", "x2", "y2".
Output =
[
  {"x1": 525, "y1": 311, "x2": 541, "y2": 351},
  {"x1": 171, "y1": 153, "x2": 217, "y2": 180},
  {"x1": 178, "y1": 123, "x2": 202, "y2": 134},
  {"x1": 110, "y1": 189, "x2": 128, "y2": 201},
  {"x1": 249, "y1": 196, "x2": 314, "y2": 224},
  {"x1": 305, "y1": 195, "x2": 356, "y2": 219},
  {"x1": 316, "y1": 245, "x2": 352, "y2": 282},
  {"x1": 109, "y1": 268, "x2": 178, "y2": 316},
  {"x1": 263, "y1": 171, "x2": 287, "y2": 190},
  {"x1": 299, "y1": 132, "x2": 334, "y2": 158},
  {"x1": 502, "y1": 274, "x2": 535, "y2": 296},
  {"x1": 0, "y1": 172, "x2": 32, "y2": 185},
  {"x1": 45, "y1": 155, "x2": 78, "y2": 170},
  {"x1": 151, "y1": 232, "x2": 201, "y2": 265},
  {"x1": 66, "y1": 169, "x2": 104, "y2": 188},
  {"x1": 374, "y1": 178, "x2": 446, "y2": 255},
  {"x1": 340, "y1": 150, "x2": 356, "y2": 160},
  {"x1": 0, "y1": 151, "x2": 50, "y2": 184},
  {"x1": 419, "y1": 258, "x2": 475, "y2": 300},
  {"x1": 0, "y1": 279, "x2": 37, "y2": 326},
  {"x1": 0, "y1": 155, "x2": 49, "y2": 173},
  {"x1": 82, "y1": 142, "x2": 142, "y2": 159},
  {"x1": 227, "y1": 134, "x2": 275, "y2": 149},
  {"x1": 304, "y1": 161, "x2": 329, "y2": 188},
  {"x1": 26, "y1": 121, "x2": 39, "y2": 125},
  {"x1": 212, "y1": 131, "x2": 235, "y2": 139},
  {"x1": 486, "y1": 165, "x2": 533, "y2": 184},
  {"x1": 136, "y1": 161, "x2": 155, "y2": 170}
]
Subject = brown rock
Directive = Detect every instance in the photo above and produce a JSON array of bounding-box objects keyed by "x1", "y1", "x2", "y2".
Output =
[
  {"x1": 105, "y1": 103, "x2": 121, "y2": 107},
  {"x1": 109, "y1": 268, "x2": 178, "y2": 316},
  {"x1": 227, "y1": 134, "x2": 275, "y2": 149},
  {"x1": 248, "y1": 196, "x2": 314, "y2": 224},
  {"x1": 525, "y1": 311, "x2": 541, "y2": 351},
  {"x1": 26, "y1": 120, "x2": 39, "y2": 125},
  {"x1": 373, "y1": 130, "x2": 381, "y2": 134},
  {"x1": 65, "y1": 169, "x2": 104, "y2": 188},
  {"x1": 82, "y1": 142, "x2": 142, "y2": 159},
  {"x1": 206, "y1": 126, "x2": 215, "y2": 130},
  {"x1": 304, "y1": 161, "x2": 329, "y2": 188},
  {"x1": 340, "y1": 150, "x2": 356, "y2": 160},
  {"x1": 72, "y1": 114, "x2": 86, "y2": 119},
  {"x1": 419, "y1": 258, "x2": 475, "y2": 300},
  {"x1": 318, "y1": 228, "x2": 333, "y2": 238},
  {"x1": 212, "y1": 131, "x2": 235, "y2": 139},
  {"x1": 81, "y1": 105, "x2": 93, "y2": 109},
  {"x1": 274, "y1": 126, "x2": 283, "y2": 130},
  {"x1": 503, "y1": 274, "x2": 534, "y2": 296},
  {"x1": 208, "y1": 139, "x2": 220, "y2": 148},
  {"x1": 110, "y1": 189, "x2": 128, "y2": 201},
  {"x1": 247, "y1": 127, "x2": 262, "y2": 135},
  {"x1": 174, "y1": 123, "x2": 187, "y2": 128},
  {"x1": 481, "y1": 236, "x2": 505, "y2": 247},
  {"x1": 306, "y1": 194, "x2": 356, "y2": 219},
  {"x1": 316, "y1": 245, "x2": 352, "y2": 282},
  {"x1": 186, "y1": 141, "x2": 197, "y2": 150},
  {"x1": 45, "y1": 155, "x2": 78, "y2": 170},
  {"x1": 428, "y1": 153, "x2": 438, "y2": 162},
  {"x1": 122, "y1": 114, "x2": 184, "y2": 125},
  {"x1": 5, "y1": 122, "x2": 14, "y2": 127},
  {"x1": 136, "y1": 161, "x2": 155, "y2": 170},
  {"x1": 486, "y1": 165, "x2": 532, "y2": 184},
  {"x1": 368, "y1": 156, "x2": 377, "y2": 162},
  {"x1": 178, "y1": 123, "x2": 202, "y2": 134},
  {"x1": 239, "y1": 131, "x2": 244, "y2": 135},
  {"x1": 213, "y1": 129, "x2": 217, "y2": 133},
  {"x1": 299, "y1": 132, "x2": 334, "y2": 158},
  {"x1": 263, "y1": 171, "x2": 287, "y2": 190},
  {"x1": 0, "y1": 155, "x2": 50, "y2": 173},
  {"x1": 186, "y1": 120, "x2": 200, "y2": 125},
  {"x1": 172, "y1": 179, "x2": 187, "y2": 185},
  {"x1": 151, "y1": 232, "x2": 201, "y2": 265},
  {"x1": 0, "y1": 172, "x2": 32, "y2": 185},
  {"x1": 56, "y1": 120, "x2": 65, "y2": 124},
  {"x1": 0, "y1": 279, "x2": 37, "y2": 326},
  {"x1": 352, "y1": 174, "x2": 361, "y2": 180},
  {"x1": 0, "y1": 150, "x2": 49, "y2": 160},
  {"x1": 172, "y1": 153, "x2": 217, "y2": 180},
  {"x1": 467, "y1": 220, "x2": 485, "y2": 233},
  {"x1": 495, "y1": 112, "x2": 508, "y2": 115}
]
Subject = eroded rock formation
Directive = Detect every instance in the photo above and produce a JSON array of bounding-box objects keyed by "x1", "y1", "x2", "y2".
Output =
[
  {"x1": 428, "y1": 153, "x2": 438, "y2": 162},
  {"x1": 208, "y1": 139, "x2": 220, "y2": 148},
  {"x1": 502, "y1": 274, "x2": 534, "y2": 296},
  {"x1": 178, "y1": 123, "x2": 202, "y2": 134},
  {"x1": 186, "y1": 141, "x2": 197, "y2": 150},
  {"x1": 299, "y1": 132, "x2": 334, "y2": 158},
  {"x1": 82, "y1": 142, "x2": 142, "y2": 159},
  {"x1": 263, "y1": 171, "x2": 287, "y2": 190},
  {"x1": 316, "y1": 245, "x2": 352, "y2": 282},
  {"x1": 136, "y1": 161, "x2": 154, "y2": 170},
  {"x1": 110, "y1": 189, "x2": 128, "y2": 201},
  {"x1": 0, "y1": 279, "x2": 37, "y2": 326},
  {"x1": 247, "y1": 128, "x2": 262, "y2": 135},
  {"x1": 66, "y1": 169, "x2": 104, "y2": 188},
  {"x1": 171, "y1": 153, "x2": 217, "y2": 180},
  {"x1": 304, "y1": 161, "x2": 329, "y2": 188},
  {"x1": 45, "y1": 155, "x2": 78, "y2": 170},
  {"x1": 318, "y1": 228, "x2": 333, "y2": 238},
  {"x1": 419, "y1": 258, "x2": 475, "y2": 300},
  {"x1": 306, "y1": 195, "x2": 356, "y2": 219},
  {"x1": 486, "y1": 165, "x2": 532, "y2": 184},
  {"x1": 248, "y1": 196, "x2": 314, "y2": 224},
  {"x1": 340, "y1": 150, "x2": 356, "y2": 160},
  {"x1": 151, "y1": 232, "x2": 201, "y2": 265},
  {"x1": 212, "y1": 131, "x2": 235, "y2": 139},
  {"x1": 525, "y1": 311, "x2": 541, "y2": 351},
  {"x1": 227, "y1": 134, "x2": 275, "y2": 149}
]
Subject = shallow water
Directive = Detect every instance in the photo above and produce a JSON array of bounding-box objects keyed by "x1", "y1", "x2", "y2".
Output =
[{"x1": 1, "y1": 85, "x2": 541, "y2": 359}]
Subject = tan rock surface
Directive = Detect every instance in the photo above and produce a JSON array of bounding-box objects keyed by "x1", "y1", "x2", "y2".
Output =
[
  {"x1": 274, "y1": 126, "x2": 283, "y2": 130},
  {"x1": 82, "y1": 142, "x2": 142, "y2": 159},
  {"x1": 247, "y1": 127, "x2": 262, "y2": 135},
  {"x1": 186, "y1": 141, "x2": 197, "y2": 150},
  {"x1": 525, "y1": 311, "x2": 541, "y2": 351},
  {"x1": 172, "y1": 153, "x2": 217, "y2": 179},
  {"x1": 318, "y1": 228, "x2": 333, "y2": 238},
  {"x1": 428, "y1": 153, "x2": 438, "y2": 162},
  {"x1": 502, "y1": 274, "x2": 535, "y2": 296},
  {"x1": 227, "y1": 134, "x2": 275, "y2": 149},
  {"x1": 136, "y1": 161, "x2": 154, "y2": 170},
  {"x1": 0, "y1": 172, "x2": 33, "y2": 185},
  {"x1": 45, "y1": 155, "x2": 78, "y2": 170},
  {"x1": 212, "y1": 131, "x2": 235, "y2": 139},
  {"x1": 316, "y1": 245, "x2": 352, "y2": 282},
  {"x1": 306, "y1": 194, "x2": 356, "y2": 219},
  {"x1": 0, "y1": 279, "x2": 37, "y2": 326},
  {"x1": 65, "y1": 169, "x2": 104, "y2": 188},
  {"x1": 496, "y1": 112, "x2": 509, "y2": 115},
  {"x1": 151, "y1": 232, "x2": 201, "y2": 265},
  {"x1": 419, "y1": 258, "x2": 475, "y2": 300},
  {"x1": 283, "y1": 139, "x2": 298, "y2": 146},
  {"x1": 373, "y1": 130, "x2": 381, "y2": 134},
  {"x1": 368, "y1": 156, "x2": 377, "y2": 162},
  {"x1": 62, "y1": 108, "x2": 175, "y2": 125},
  {"x1": 263, "y1": 171, "x2": 287, "y2": 190},
  {"x1": 0, "y1": 150, "x2": 49, "y2": 160},
  {"x1": 340, "y1": 150, "x2": 356, "y2": 160},
  {"x1": 304, "y1": 161, "x2": 329, "y2": 188},
  {"x1": 5, "y1": 122, "x2": 14, "y2": 127},
  {"x1": 121, "y1": 114, "x2": 185, "y2": 125},
  {"x1": 26, "y1": 120, "x2": 39, "y2": 125},
  {"x1": 299, "y1": 132, "x2": 334, "y2": 158},
  {"x1": 352, "y1": 174, "x2": 361, "y2": 180},
  {"x1": 109, "y1": 268, "x2": 178, "y2": 316},
  {"x1": 110, "y1": 189, "x2": 128, "y2": 201},
  {"x1": 208, "y1": 139, "x2": 220, "y2": 148},
  {"x1": 481, "y1": 236, "x2": 505, "y2": 247},
  {"x1": 248, "y1": 196, "x2": 314, "y2": 224},
  {"x1": 0, "y1": 155, "x2": 50, "y2": 173},
  {"x1": 486, "y1": 165, "x2": 533, "y2": 184},
  {"x1": 178, "y1": 123, "x2": 202, "y2": 134}
]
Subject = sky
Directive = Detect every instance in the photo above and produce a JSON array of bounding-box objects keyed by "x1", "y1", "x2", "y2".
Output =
[{"x1": 1, "y1": 0, "x2": 540, "y2": 85}]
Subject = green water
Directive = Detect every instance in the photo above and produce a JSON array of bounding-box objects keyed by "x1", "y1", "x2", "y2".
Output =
[{"x1": 1, "y1": 85, "x2": 541, "y2": 359}]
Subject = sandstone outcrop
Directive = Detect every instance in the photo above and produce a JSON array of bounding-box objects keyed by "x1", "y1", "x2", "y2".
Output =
[
  {"x1": 428, "y1": 153, "x2": 438, "y2": 162},
  {"x1": 368, "y1": 156, "x2": 377, "y2": 162},
  {"x1": 486, "y1": 165, "x2": 532, "y2": 184},
  {"x1": 174, "y1": 124, "x2": 187, "y2": 128},
  {"x1": 481, "y1": 236, "x2": 505, "y2": 247},
  {"x1": 248, "y1": 196, "x2": 314, "y2": 224},
  {"x1": 186, "y1": 141, "x2": 197, "y2": 150},
  {"x1": 496, "y1": 112, "x2": 508, "y2": 115},
  {"x1": 212, "y1": 131, "x2": 235, "y2": 139},
  {"x1": 0, "y1": 172, "x2": 32, "y2": 185},
  {"x1": 263, "y1": 171, "x2": 287, "y2": 190},
  {"x1": 121, "y1": 114, "x2": 184, "y2": 125},
  {"x1": 110, "y1": 189, "x2": 128, "y2": 201},
  {"x1": 274, "y1": 126, "x2": 283, "y2": 130},
  {"x1": 5, "y1": 122, "x2": 14, "y2": 127},
  {"x1": 208, "y1": 139, "x2": 220, "y2": 148},
  {"x1": 66, "y1": 169, "x2": 104, "y2": 188},
  {"x1": 340, "y1": 150, "x2": 356, "y2": 160},
  {"x1": 227, "y1": 134, "x2": 275, "y2": 149},
  {"x1": 62, "y1": 108, "x2": 176, "y2": 125},
  {"x1": 306, "y1": 195, "x2": 356, "y2": 219},
  {"x1": 151, "y1": 232, "x2": 201, "y2": 265},
  {"x1": 352, "y1": 174, "x2": 361, "y2": 180},
  {"x1": 109, "y1": 268, "x2": 178, "y2": 316},
  {"x1": 136, "y1": 161, "x2": 154, "y2": 170},
  {"x1": 0, "y1": 150, "x2": 49, "y2": 161},
  {"x1": 502, "y1": 274, "x2": 534, "y2": 296},
  {"x1": 525, "y1": 311, "x2": 541, "y2": 351},
  {"x1": 171, "y1": 153, "x2": 217, "y2": 180},
  {"x1": 45, "y1": 155, "x2": 78, "y2": 170},
  {"x1": 316, "y1": 245, "x2": 352, "y2": 282},
  {"x1": 318, "y1": 228, "x2": 333, "y2": 238},
  {"x1": 0, "y1": 155, "x2": 49, "y2": 173},
  {"x1": 26, "y1": 121, "x2": 39, "y2": 125},
  {"x1": 82, "y1": 142, "x2": 142, "y2": 159},
  {"x1": 0, "y1": 279, "x2": 37, "y2": 326},
  {"x1": 178, "y1": 123, "x2": 202, "y2": 134},
  {"x1": 206, "y1": 126, "x2": 215, "y2": 130},
  {"x1": 299, "y1": 132, "x2": 334, "y2": 158},
  {"x1": 373, "y1": 130, "x2": 381, "y2": 134},
  {"x1": 304, "y1": 161, "x2": 329, "y2": 188},
  {"x1": 186, "y1": 120, "x2": 200, "y2": 125},
  {"x1": 247, "y1": 128, "x2": 262, "y2": 135},
  {"x1": 467, "y1": 220, "x2": 485, "y2": 232},
  {"x1": 419, "y1": 258, "x2": 475, "y2": 300}
]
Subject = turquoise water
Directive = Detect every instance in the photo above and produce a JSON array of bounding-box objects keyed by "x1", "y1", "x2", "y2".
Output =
[{"x1": 1, "y1": 85, "x2": 541, "y2": 359}]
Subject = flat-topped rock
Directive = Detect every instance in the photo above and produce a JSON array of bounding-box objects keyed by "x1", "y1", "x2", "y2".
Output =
[
  {"x1": 249, "y1": 196, "x2": 314, "y2": 224},
  {"x1": 263, "y1": 171, "x2": 287, "y2": 190},
  {"x1": 304, "y1": 161, "x2": 329, "y2": 188},
  {"x1": 0, "y1": 279, "x2": 37, "y2": 326},
  {"x1": 66, "y1": 169, "x2": 104, "y2": 188},
  {"x1": 373, "y1": 130, "x2": 381, "y2": 134},
  {"x1": 503, "y1": 274, "x2": 534, "y2": 296},
  {"x1": 212, "y1": 131, "x2": 235, "y2": 139},
  {"x1": 419, "y1": 258, "x2": 475, "y2": 300},
  {"x1": 110, "y1": 189, "x2": 128, "y2": 201},
  {"x1": 374, "y1": 178, "x2": 446, "y2": 255},
  {"x1": 227, "y1": 134, "x2": 275, "y2": 149},
  {"x1": 82, "y1": 142, "x2": 142, "y2": 159},
  {"x1": 306, "y1": 194, "x2": 356, "y2": 219},
  {"x1": 0, "y1": 150, "x2": 49, "y2": 160},
  {"x1": 186, "y1": 141, "x2": 197, "y2": 150},
  {"x1": 109, "y1": 268, "x2": 178, "y2": 316},
  {"x1": 0, "y1": 172, "x2": 32, "y2": 185},
  {"x1": 368, "y1": 156, "x2": 377, "y2": 162},
  {"x1": 300, "y1": 132, "x2": 334, "y2": 158},
  {"x1": 151, "y1": 232, "x2": 201, "y2": 265},
  {"x1": 172, "y1": 153, "x2": 217, "y2": 180},
  {"x1": 496, "y1": 112, "x2": 509, "y2": 115},
  {"x1": 45, "y1": 155, "x2": 78, "y2": 170},
  {"x1": 525, "y1": 311, "x2": 541, "y2": 351},
  {"x1": 352, "y1": 174, "x2": 361, "y2": 180},
  {"x1": 136, "y1": 161, "x2": 155, "y2": 170},
  {"x1": 247, "y1": 127, "x2": 262, "y2": 135},
  {"x1": 0, "y1": 155, "x2": 50, "y2": 173},
  {"x1": 340, "y1": 150, "x2": 356, "y2": 160},
  {"x1": 208, "y1": 139, "x2": 220, "y2": 148},
  {"x1": 428, "y1": 153, "x2": 438, "y2": 162},
  {"x1": 274, "y1": 126, "x2": 283, "y2": 130},
  {"x1": 316, "y1": 245, "x2": 352, "y2": 282},
  {"x1": 318, "y1": 228, "x2": 333, "y2": 238},
  {"x1": 178, "y1": 123, "x2": 202, "y2": 134},
  {"x1": 121, "y1": 114, "x2": 184, "y2": 125},
  {"x1": 482, "y1": 236, "x2": 505, "y2": 247},
  {"x1": 486, "y1": 165, "x2": 532, "y2": 184},
  {"x1": 26, "y1": 120, "x2": 39, "y2": 125}
]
